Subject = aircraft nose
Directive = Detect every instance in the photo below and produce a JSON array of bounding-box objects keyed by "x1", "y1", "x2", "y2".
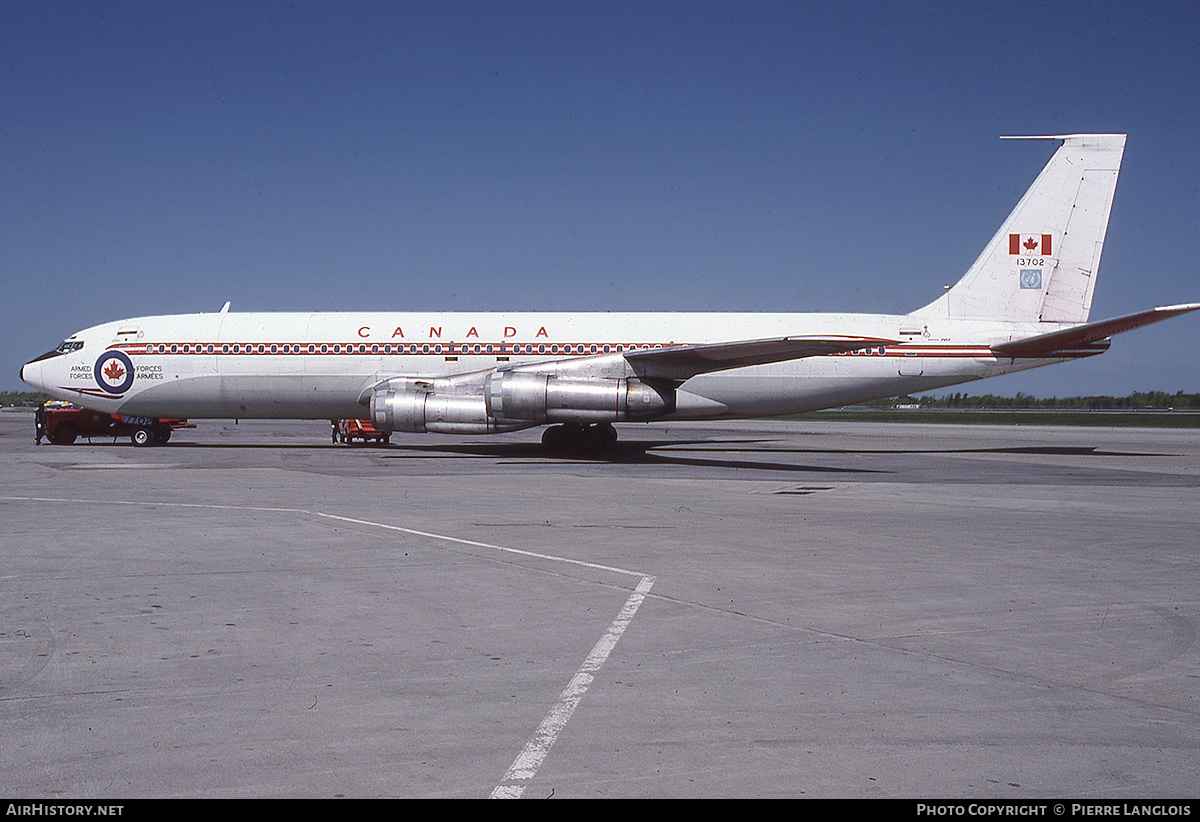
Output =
[
  {"x1": 21, "y1": 357, "x2": 47, "y2": 391},
  {"x1": 22, "y1": 348, "x2": 67, "y2": 390}
]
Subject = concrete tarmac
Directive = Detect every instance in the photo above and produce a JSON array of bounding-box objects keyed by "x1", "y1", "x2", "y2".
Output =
[{"x1": 1, "y1": 412, "x2": 1197, "y2": 798}]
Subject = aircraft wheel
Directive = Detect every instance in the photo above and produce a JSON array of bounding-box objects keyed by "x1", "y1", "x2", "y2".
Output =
[
  {"x1": 541, "y1": 423, "x2": 583, "y2": 453},
  {"x1": 582, "y1": 425, "x2": 608, "y2": 452},
  {"x1": 541, "y1": 424, "x2": 566, "y2": 452},
  {"x1": 131, "y1": 426, "x2": 155, "y2": 447},
  {"x1": 542, "y1": 423, "x2": 617, "y2": 454},
  {"x1": 596, "y1": 422, "x2": 618, "y2": 450}
]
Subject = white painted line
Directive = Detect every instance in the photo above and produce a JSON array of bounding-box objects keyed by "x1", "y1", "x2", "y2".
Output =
[
  {"x1": 315, "y1": 512, "x2": 659, "y2": 798},
  {"x1": 491, "y1": 574, "x2": 655, "y2": 799},
  {"x1": 63, "y1": 463, "x2": 179, "y2": 469},
  {"x1": 315, "y1": 511, "x2": 650, "y2": 578},
  {"x1": 1, "y1": 496, "x2": 307, "y2": 514}
]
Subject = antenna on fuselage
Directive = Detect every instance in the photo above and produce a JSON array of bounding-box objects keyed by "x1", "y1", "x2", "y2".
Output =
[{"x1": 220, "y1": 301, "x2": 231, "y2": 314}]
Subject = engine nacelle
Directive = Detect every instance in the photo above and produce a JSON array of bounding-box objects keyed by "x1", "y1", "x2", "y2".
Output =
[
  {"x1": 485, "y1": 372, "x2": 673, "y2": 423},
  {"x1": 370, "y1": 388, "x2": 528, "y2": 434},
  {"x1": 369, "y1": 374, "x2": 674, "y2": 433}
]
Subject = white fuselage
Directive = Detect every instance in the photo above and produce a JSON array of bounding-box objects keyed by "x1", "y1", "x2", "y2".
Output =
[{"x1": 22, "y1": 310, "x2": 1088, "y2": 422}]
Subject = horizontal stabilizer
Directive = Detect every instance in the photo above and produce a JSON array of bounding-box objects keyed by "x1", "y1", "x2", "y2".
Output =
[
  {"x1": 627, "y1": 335, "x2": 900, "y2": 380},
  {"x1": 991, "y1": 303, "x2": 1200, "y2": 357}
]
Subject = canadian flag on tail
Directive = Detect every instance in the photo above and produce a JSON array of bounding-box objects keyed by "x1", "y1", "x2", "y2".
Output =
[{"x1": 1009, "y1": 233, "x2": 1052, "y2": 256}]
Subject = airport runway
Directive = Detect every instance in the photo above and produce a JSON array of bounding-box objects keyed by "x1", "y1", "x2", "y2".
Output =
[{"x1": 2, "y1": 413, "x2": 1198, "y2": 798}]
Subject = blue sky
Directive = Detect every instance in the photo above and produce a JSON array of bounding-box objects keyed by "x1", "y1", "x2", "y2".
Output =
[{"x1": 3, "y1": 1, "x2": 1198, "y2": 396}]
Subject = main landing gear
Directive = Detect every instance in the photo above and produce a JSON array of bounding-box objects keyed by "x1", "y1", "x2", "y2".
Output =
[{"x1": 540, "y1": 422, "x2": 618, "y2": 454}]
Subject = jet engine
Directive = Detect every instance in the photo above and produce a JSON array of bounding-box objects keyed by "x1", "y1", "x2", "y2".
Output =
[
  {"x1": 484, "y1": 372, "x2": 673, "y2": 424},
  {"x1": 370, "y1": 387, "x2": 514, "y2": 434},
  {"x1": 368, "y1": 373, "x2": 674, "y2": 434}
]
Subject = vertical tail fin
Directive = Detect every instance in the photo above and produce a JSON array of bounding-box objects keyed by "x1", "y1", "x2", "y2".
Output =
[{"x1": 915, "y1": 133, "x2": 1126, "y2": 323}]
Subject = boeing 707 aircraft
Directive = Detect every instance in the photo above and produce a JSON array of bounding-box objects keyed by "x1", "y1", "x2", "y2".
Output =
[{"x1": 21, "y1": 134, "x2": 1200, "y2": 451}]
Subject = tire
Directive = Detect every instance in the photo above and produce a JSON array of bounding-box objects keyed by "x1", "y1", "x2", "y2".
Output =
[
  {"x1": 603, "y1": 423, "x2": 618, "y2": 449},
  {"x1": 590, "y1": 422, "x2": 618, "y2": 451},
  {"x1": 48, "y1": 423, "x2": 79, "y2": 445},
  {"x1": 583, "y1": 426, "x2": 607, "y2": 452},
  {"x1": 541, "y1": 424, "x2": 567, "y2": 452},
  {"x1": 131, "y1": 426, "x2": 155, "y2": 447},
  {"x1": 543, "y1": 423, "x2": 618, "y2": 455},
  {"x1": 544, "y1": 423, "x2": 612, "y2": 454}
]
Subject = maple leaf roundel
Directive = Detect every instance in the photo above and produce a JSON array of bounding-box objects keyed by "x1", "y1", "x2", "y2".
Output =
[{"x1": 94, "y1": 351, "x2": 135, "y2": 394}]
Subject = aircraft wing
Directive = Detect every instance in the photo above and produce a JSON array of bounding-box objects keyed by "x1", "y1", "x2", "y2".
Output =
[
  {"x1": 364, "y1": 334, "x2": 902, "y2": 413},
  {"x1": 991, "y1": 303, "x2": 1200, "y2": 358},
  {"x1": 623, "y1": 335, "x2": 901, "y2": 381}
]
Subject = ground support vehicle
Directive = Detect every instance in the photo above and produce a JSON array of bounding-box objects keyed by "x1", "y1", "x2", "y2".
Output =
[
  {"x1": 36, "y1": 401, "x2": 194, "y2": 446},
  {"x1": 334, "y1": 418, "x2": 391, "y2": 445}
]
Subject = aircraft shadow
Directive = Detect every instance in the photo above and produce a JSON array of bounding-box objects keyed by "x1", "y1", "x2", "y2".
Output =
[
  {"x1": 376, "y1": 437, "x2": 888, "y2": 475},
  {"x1": 54, "y1": 436, "x2": 1167, "y2": 476},
  {"x1": 659, "y1": 443, "x2": 1166, "y2": 458}
]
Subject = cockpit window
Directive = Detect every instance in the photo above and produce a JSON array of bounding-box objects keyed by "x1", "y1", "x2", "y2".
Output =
[{"x1": 56, "y1": 340, "x2": 84, "y2": 353}]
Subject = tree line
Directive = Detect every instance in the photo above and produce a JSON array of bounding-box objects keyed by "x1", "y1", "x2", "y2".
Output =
[
  {"x1": 881, "y1": 391, "x2": 1200, "y2": 410},
  {"x1": 1, "y1": 391, "x2": 54, "y2": 407}
]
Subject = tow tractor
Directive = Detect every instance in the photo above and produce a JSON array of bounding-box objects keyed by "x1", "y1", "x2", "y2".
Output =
[
  {"x1": 36, "y1": 401, "x2": 195, "y2": 446},
  {"x1": 334, "y1": 418, "x2": 391, "y2": 445}
]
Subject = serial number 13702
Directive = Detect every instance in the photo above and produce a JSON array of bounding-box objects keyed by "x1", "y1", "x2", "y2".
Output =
[{"x1": 1016, "y1": 257, "x2": 1045, "y2": 266}]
